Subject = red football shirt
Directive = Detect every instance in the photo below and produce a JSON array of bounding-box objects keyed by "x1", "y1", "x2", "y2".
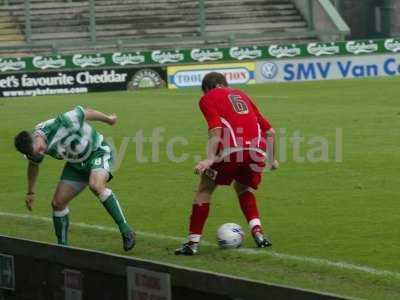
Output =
[{"x1": 199, "y1": 87, "x2": 272, "y2": 155}]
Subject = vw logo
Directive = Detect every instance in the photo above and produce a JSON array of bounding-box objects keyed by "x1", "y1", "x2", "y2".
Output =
[{"x1": 261, "y1": 62, "x2": 278, "y2": 79}]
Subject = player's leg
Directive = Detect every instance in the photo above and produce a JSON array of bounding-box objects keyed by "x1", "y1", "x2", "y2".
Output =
[
  {"x1": 175, "y1": 175, "x2": 216, "y2": 255},
  {"x1": 52, "y1": 180, "x2": 86, "y2": 245},
  {"x1": 189, "y1": 174, "x2": 217, "y2": 243},
  {"x1": 233, "y1": 181, "x2": 261, "y2": 231},
  {"x1": 88, "y1": 169, "x2": 135, "y2": 251},
  {"x1": 234, "y1": 151, "x2": 272, "y2": 247},
  {"x1": 88, "y1": 143, "x2": 135, "y2": 251},
  {"x1": 233, "y1": 181, "x2": 272, "y2": 248}
]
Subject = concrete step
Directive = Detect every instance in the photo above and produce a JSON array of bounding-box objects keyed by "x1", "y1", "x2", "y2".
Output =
[
  {"x1": 0, "y1": 34, "x2": 24, "y2": 41},
  {"x1": 206, "y1": 15, "x2": 303, "y2": 24},
  {"x1": 4, "y1": 7, "x2": 87, "y2": 16},
  {"x1": 31, "y1": 31, "x2": 89, "y2": 41},
  {"x1": 95, "y1": 27, "x2": 198, "y2": 37},
  {"x1": 206, "y1": 3, "x2": 294, "y2": 11},
  {"x1": 206, "y1": 21, "x2": 307, "y2": 32},
  {"x1": 91, "y1": 0, "x2": 291, "y2": 6},
  {"x1": 2, "y1": 2, "x2": 295, "y2": 15},
  {"x1": 0, "y1": 50, "x2": 32, "y2": 57},
  {"x1": 85, "y1": 11, "x2": 183, "y2": 19},
  {"x1": 15, "y1": 14, "x2": 87, "y2": 22},
  {"x1": 0, "y1": 15, "x2": 13, "y2": 22},
  {"x1": 85, "y1": 15, "x2": 303, "y2": 32},
  {"x1": 94, "y1": 21, "x2": 198, "y2": 32},
  {"x1": 29, "y1": 15, "x2": 192, "y2": 28},
  {"x1": 91, "y1": 3, "x2": 293, "y2": 13},
  {"x1": 3, "y1": 0, "x2": 63, "y2": 3},
  {"x1": 205, "y1": 6, "x2": 294, "y2": 15},
  {"x1": 32, "y1": 25, "x2": 88, "y2": 33},
  {"x1": 0, "y1": 40, "x2": 26, "y2": 47},
  {"x1": 10, "y1": 10, "x2": 300, "y2": 25},
  {"x1": 92, "y1": 0, "x2": 194, "y2": 5},
  {"x1": 206, "y1": 9, "x2": 300, "y2": 18},
  {"x1": 2, "y1": 3, "x2": 183, "y2": 15},
  {"x1": 0, "y1": 2, "x2": 88, "y2": 11},
  {"x1": 0, "y1": 22, "x2": 17, "y2": 29},
  {"x1": 31, "y1": 28, "x2": 197, "y2": 42},
  {"x1": 0, "y1": 27, "x2": 21, "y2": 35},
  {"x1": 0, "y1": 11, "x2": 11, "y2": 17},
  {"x1": 30, "y1": 19, "x2": 88, "y2": 27},
  {"x1": 4, "y1": 4, "x2": 300, "y2": 21},
  {"x1": 205, "y1": 0, "x2": 293, "y2": 7},
  {"x1": 90, "y1": 15, "x2": 303, "y2": 32}
]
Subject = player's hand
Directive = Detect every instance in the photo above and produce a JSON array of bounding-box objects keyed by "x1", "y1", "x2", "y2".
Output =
[
  {"x1": 194, "y1": 159, "x2": 214, "y2": 174},
  {"x1": 107, "y1": 114, "x2": 117, "y2": 126},
  {"x1": 25, "y1": 193, "x2": 34, "y2": 211},
  {"x1": 270, "y1": 159, "x2": 279, "y2": 171}
]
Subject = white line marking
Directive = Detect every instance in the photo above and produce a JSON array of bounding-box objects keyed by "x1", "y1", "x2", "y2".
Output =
[{"x1": 1, "y1": 211, "x2": 399, "y2": 280}]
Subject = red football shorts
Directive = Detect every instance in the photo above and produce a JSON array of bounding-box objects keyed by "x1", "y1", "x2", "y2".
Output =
[{"x1": 208, "y1": 150, "x2": 266, "y2": 189}]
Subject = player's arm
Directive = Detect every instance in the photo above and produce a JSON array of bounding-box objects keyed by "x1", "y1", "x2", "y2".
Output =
[
  {"x1": 266, "y1": 128, "x2": 279, "y2": 170},
  {"x1": 195, "y1": 97, "x2": 222, "y2": 174},
  {"x1": 26, "y1": 161, "x2": 39, "y2": 211},
  {"x1": 249, "y1": 99, "x2": 272, "y2": 132},
  {"x1": 84, "y1": 108, "x2": 117, "y2": 125},
  {"x1": 249, "y1": 99, "x2": 279, "y2": 170},
  {"x1": 206, "y1": 126, "x2": 222, "y2": 161},
  {"x1": 195, "y1": 128, "x2": 222, "y2": 174},
  {"x1": 59, "y1": 106, "x2": 116, "y2": 130},
  {"x1": 207, "y1": 127, "x2": 222, "y2": 160}
]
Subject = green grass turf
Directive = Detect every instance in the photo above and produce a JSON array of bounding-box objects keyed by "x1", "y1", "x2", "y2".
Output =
[{"x1": 1, "y1": 77, "x2": 400, "y2": 299}]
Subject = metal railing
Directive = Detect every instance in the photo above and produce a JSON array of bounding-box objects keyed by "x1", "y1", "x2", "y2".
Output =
[
  {"x1": 307, "y1": 0, "x2": 315, "y2": 30},
  {"x1": 292, "y1": 0, "x2": 350, "y2": 41},
  {"x1": 318, "y1": 0, "x2": 350, "y2": 40},
  {"x1": 24, "y1": 0, "x2": 32, "y2": 43},
  {"x1": 89, "y1": 0, "x2": 96, "y2": 43}
]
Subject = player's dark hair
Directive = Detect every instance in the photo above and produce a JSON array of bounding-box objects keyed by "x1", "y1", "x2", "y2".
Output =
[
  {"x1": 14, "y1": 131, "x2": 33, "y2": 156},
  {"x1": 201, "y1": 72, "x2": 228, "y2": 93}
]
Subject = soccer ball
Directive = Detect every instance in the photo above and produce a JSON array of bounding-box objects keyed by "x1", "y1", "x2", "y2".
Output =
[{"x1": 216, "y1": 223, "x2": 244, "y2": 249}]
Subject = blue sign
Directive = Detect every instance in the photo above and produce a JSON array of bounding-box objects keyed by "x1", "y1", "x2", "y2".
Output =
[{"x1": 256, "y1": 54, "x2": 400, "y2": 83}]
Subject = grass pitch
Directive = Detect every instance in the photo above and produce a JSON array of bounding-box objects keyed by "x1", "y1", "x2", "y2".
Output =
[{"x1": 1, "y1": 77, "x2": 400, "y2": 299}]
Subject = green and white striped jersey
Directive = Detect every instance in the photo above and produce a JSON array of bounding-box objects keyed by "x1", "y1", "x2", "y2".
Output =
[{"x1": 28, "y1": 106, "x2": 105, "y2": 164}]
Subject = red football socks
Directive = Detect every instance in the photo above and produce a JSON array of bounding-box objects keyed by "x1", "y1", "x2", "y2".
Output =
[
  {"x1": 189, "y1": 203, "x2": 210, "y2": 238},
  {"x1": 239, "y1": 191, "x2": 260, "y2": 222}
]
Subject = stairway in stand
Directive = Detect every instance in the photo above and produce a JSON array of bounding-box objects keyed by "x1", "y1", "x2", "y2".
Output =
[{"x1": 0, "y1": 0, "x2": 318, "y2": 56}]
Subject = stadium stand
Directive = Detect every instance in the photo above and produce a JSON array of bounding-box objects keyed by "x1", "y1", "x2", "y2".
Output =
[{"x1": 0, "y1": 0, "x2": 319, "y2": 56}]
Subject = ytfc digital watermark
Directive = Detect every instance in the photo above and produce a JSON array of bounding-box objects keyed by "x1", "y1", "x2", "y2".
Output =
[
  {"x1": 55, "y1": 126, "x2": 343, "y2": 171},
  {"x1": 102, "y1": 127, "x2": 344, "y2": 171}
]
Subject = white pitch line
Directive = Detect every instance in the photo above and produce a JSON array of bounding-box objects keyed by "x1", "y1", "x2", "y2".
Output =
[{"x1": 1, "y1": 211, "x2": 399, "y2": 280}]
